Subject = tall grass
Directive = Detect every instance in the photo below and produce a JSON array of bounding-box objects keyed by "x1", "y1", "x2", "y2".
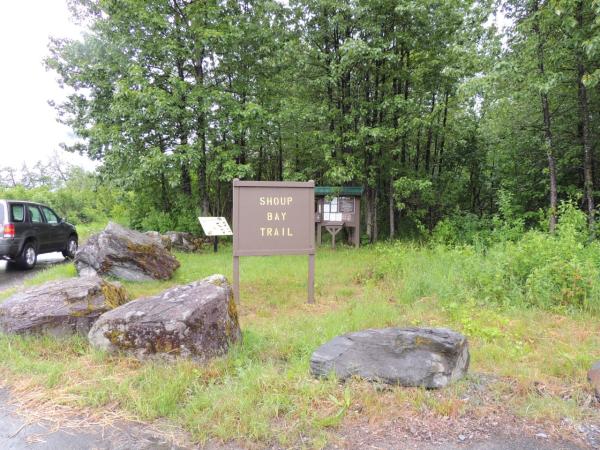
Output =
[{"x1": 0, "y1": 221, "x2": 599, "y2": 446}]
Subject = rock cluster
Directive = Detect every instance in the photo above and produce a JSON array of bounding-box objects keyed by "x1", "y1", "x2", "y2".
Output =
[
  {"x1": 0, "y1": 222, "x2": 239, "y2": 364},
  {"x1": 0, "y1": 276, "x2": 127, "y2": 336},
  {"x1": 75, "y1": 222, "x2": 180, "y2": 281},
  {"x1": 310, "y1": 327, "x2": 469, "y2": 388}
]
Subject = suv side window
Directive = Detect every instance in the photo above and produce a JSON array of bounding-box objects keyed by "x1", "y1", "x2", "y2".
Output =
[
  {"x1": 10, "y1": 204, "x2": 25, "y2": 222},
  {"x1": 27, "y1": 205, "x2": 44, "y2": 223},
  {"x1": 41, "y1": 207, "x2": 59, "y2": 224}
]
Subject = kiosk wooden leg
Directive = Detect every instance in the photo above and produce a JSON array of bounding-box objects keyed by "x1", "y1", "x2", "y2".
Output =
[{"x1": 308, "y1": 253, "x2": 315, "y2": 304}]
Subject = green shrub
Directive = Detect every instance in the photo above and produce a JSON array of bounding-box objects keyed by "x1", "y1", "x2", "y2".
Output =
[{"x1": 381, "y1": 201, "x2": 600, "y2": 313}]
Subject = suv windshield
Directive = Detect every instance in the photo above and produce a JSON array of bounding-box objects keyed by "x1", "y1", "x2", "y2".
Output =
[{"x1": 41, "y1": 206, "x2": 60, "y2": 224}]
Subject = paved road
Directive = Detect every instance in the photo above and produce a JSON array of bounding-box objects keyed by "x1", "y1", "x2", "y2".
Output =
[
  {"x1": 422, "y1": 437, "x2": 586, "y2": 450},
  {"x1": 0, "y1": 389, "x2": 184, "y2": 450},
  {"x1": 0, "y1": 253, "x2": 67, "y2": 292}
]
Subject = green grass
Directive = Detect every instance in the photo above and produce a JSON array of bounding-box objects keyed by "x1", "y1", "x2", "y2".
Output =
[
  {"x1": 0, "y1": 242, "x2": 599, "y2": 447},
  {"x1": 75, "y1": 222, "x2": 107, "y2": 242}
]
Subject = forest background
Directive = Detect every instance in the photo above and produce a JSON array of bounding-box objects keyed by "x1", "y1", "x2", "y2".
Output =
[{"x1": 1, "y1": 0, "x2": 599, "y2": 245}]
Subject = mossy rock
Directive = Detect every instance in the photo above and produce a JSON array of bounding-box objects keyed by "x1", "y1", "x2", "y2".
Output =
[
  {"x1": 88, "y1": 274, "x2": 241, "y2": 361},
  {"x1": 75, "y1": 222, "x2": 180, "y2": 281},
  {"x1": 0, "y1": 276, "x2": 130, "y2": 337}
]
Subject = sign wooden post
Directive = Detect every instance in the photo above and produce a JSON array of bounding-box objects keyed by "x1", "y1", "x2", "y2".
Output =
[{"x1": 232, "y1": 179, "x2": 316, "y2": 304}]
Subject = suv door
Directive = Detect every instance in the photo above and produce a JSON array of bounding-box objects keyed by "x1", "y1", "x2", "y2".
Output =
[
  {"x1": 26, "y1": 204, "x2": 50, "y2": 253},
  {"x1": 40, "y1": 206, "x2": 66, "y2": 252}
]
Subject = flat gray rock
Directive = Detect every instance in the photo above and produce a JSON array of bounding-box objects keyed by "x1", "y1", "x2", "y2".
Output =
[
  {"x1": 311, "y1": 327, "x2": 469, "y2": 388},
  {"x1": 0, "y1": 276, "x2": 128, "y2": 336},
  {"x1": 88, "y1": 275, "x2": 241, "y2": 361},
  {"x1": 75, "y1": 222, "x2": 180, "y2": 281}
]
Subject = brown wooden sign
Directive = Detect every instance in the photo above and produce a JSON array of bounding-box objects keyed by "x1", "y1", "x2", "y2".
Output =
[{"x1": 232, "y1": 180, "x2": 315, "y2": 303}]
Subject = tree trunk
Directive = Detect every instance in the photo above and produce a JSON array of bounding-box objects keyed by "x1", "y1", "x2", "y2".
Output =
[
  {"x1": 425, "y1": 92, "x2": 436, "y2": 174},
  {"x1": 576, "y1": 2, "x2": 595, "y2": 235},
  {"x1": 389, "y1": 180, "x2": 395, "y2": 239},
  {"x1": 577, "y1": 63, "x2": 595, "y2": 235},
  {"x1": 401, "y1": 50, "x2": 410, "y2": 166},
  {"x1": 257, "y1": 144, "x2": 264, "y2": 181},
  {"x1": 366, "y1": 186, "x2": 378, "y2": 243},
  {"x1": 532, "y1": 0, "x2": 558, "y2": 233},
  {"x1": 278, "y1": 124, "x2": 283, "y2": 181},
  {"x1": 194, "y1": 50, "x2": 209, "y2": 217},
  {"x1": 199, "y1": 120, "x2": 209, "y2": 216},
  {"x1": 437, "y1": 90, "x2": 450, "y2": 178},
  {"x1": 415, "y1": 125, "x2": 422, "y2": 172},
  {"x1": 367, "y1": 187, "x2": 378, "y2": 243}
]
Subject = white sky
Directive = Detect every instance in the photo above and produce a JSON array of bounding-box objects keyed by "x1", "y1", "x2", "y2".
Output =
[{"x1": 0, "y1": 0, "x2": 95, "y2": 170}]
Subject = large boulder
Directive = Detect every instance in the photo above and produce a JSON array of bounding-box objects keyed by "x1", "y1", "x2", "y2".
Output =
[
  {"x1": 310, "y1": 327, "x2": 469, "y2": 388},
  {"x1": 75, "y1": 222, "x2": 180, "y2": 281},
  {"x1": 88, "y1": 275, "x2": 241, "y2": 361},
  {"x1": 0, "y1": 276, "x2": 128, "y2": 336}
]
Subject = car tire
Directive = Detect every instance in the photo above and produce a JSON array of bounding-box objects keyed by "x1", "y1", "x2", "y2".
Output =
[
  {"x1": 17, "y1": 242, "x2": 37, "y2": 270},
  {"x1": 62, "y1": 236, "x2": 78, "y2": 259}
]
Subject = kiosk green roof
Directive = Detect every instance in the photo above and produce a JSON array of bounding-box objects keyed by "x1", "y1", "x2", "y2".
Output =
[{"x1": 315, "y1": 186, "x2": 364, "y2": 197}]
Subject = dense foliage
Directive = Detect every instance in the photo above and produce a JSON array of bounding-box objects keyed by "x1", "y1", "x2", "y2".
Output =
[
  {"x1": 0, "y1": 159, "x2": 125, "y2": 226},
  {"x1": 40, "y1": 0, "x2": 599, "y2": 238}
]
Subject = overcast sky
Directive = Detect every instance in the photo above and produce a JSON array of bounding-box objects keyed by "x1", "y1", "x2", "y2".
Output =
[{"x1": 0, "y1": 0, "x2": 95, "y2": 170}]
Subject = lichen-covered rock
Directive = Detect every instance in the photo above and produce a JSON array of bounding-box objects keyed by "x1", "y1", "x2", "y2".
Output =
[
  {"x1": 144, "y1": 231, "x2": 172, "y2": 251},
  {"x1": 163, "y1": 231, "x2": 204, "y2": 252},
  {"x1": 88, "y1": 274, "x2": 241, "y2": 361},
  {"x1": 310, "y1": 327, "x2": 469, "y2": 388},
  {"x1": 75, "y1": 222, "x2": 180, "y2": 281},
  {"x1": 145, "y1": 231, "x2": 205, "y2": 253},
  {"x1": 0, "y1": 276, "x2": 128, "y2": 336}
]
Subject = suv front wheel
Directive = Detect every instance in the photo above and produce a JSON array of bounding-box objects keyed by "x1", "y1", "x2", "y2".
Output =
[
  {"x1": 62, "y1": 236, "x2": 78, "y2": 259},
  {"x1": 18, "y1": 242, "x2": 37, "y2": 270}
]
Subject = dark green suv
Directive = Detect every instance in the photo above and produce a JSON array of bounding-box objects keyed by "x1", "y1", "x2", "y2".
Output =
[{"x1": 0, "y1": 200, "x2": 78, "y2": 269}]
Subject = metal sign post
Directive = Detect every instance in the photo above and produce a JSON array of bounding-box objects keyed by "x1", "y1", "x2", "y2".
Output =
[{"x1": 232, "y1": 179, "x2": 316, "y2": 304}]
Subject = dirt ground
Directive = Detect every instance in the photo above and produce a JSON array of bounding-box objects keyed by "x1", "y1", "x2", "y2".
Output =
[{"x1": 2, "y1": 383, "x2": 599, "y2": 450}]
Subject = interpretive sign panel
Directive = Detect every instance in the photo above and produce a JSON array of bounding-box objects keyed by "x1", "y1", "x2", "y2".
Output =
[
  {"x1": 232, "y1": 179, "x2": 315, "y2": 303},
  {"x1": 198, "y1": 217, "x2": 233, "y2": 236}
]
